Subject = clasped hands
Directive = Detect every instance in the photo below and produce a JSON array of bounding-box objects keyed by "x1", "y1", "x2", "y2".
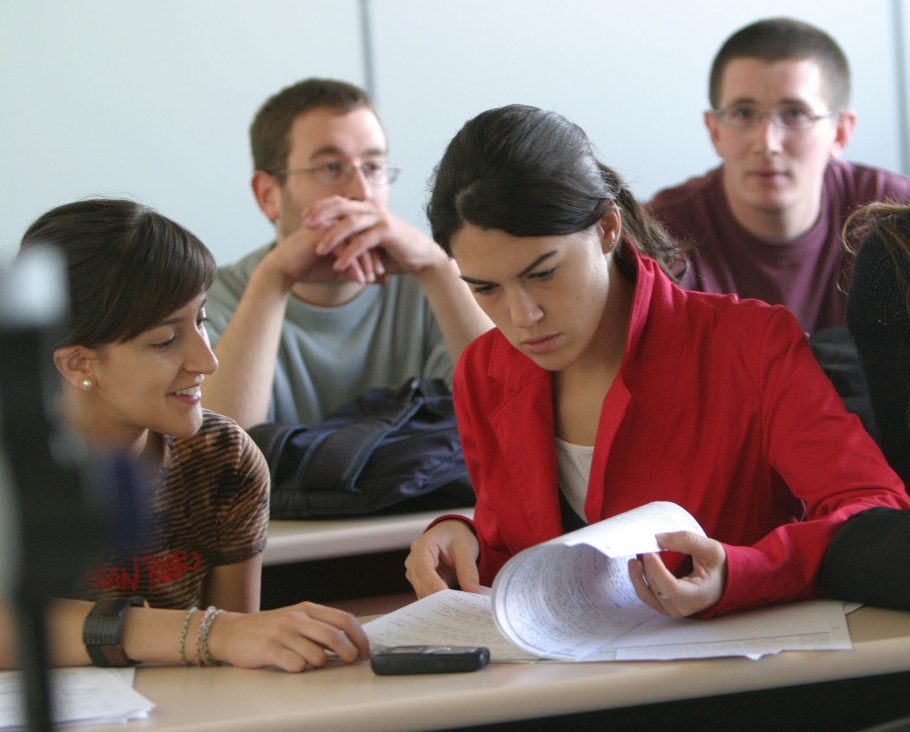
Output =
[
  {"x1": 405, "y1": 520, "x2": 728, "y2": 618},
  {"x1": 266, "y1": 196, "x2": 446, "y2": 287}
]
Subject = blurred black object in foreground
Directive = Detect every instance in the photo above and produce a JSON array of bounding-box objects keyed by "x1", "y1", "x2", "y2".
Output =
[{"x1": 0, "y1": 246, "x2": 138, "y2": 731}]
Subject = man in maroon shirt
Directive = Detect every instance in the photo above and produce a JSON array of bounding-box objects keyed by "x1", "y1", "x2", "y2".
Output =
[{"x1": 648, "y1": 18, "x2": 910, "y2": 332}]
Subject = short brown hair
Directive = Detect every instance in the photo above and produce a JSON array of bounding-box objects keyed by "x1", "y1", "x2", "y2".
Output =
[
  {"x1": 709, "y1": 18, "x2": 851, "y2": 110},
  {"x1": 20, "y1": 199, "x2": 216, "y2": 349},
  {"x1": 250, "y1": 78, "x2": 375, "y2": 181}
]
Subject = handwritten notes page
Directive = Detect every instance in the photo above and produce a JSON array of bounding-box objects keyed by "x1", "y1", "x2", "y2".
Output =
[
  {"x1": 364, "y1": 590, "x2": 537, "y2": 662},
  {"x1": 593, "y1": 599, "x2": 850, "y2": 661},
  {"x1": 557, "y1": 500, "x2": 706, "y2": 555},
  {"x1": 0, "y1": 667, "x2": 154, "y2": 729},
  {"x1": 365, "y1": 502, "x2": 852, "y2": 663},
  {"x1": 491, "y1": 502, "x2": 705, "y2": 660}
]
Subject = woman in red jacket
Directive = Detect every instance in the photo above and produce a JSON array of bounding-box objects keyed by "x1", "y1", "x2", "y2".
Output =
[{"x1": 404, "y1": 105, "x2": 909, "y2": 618}]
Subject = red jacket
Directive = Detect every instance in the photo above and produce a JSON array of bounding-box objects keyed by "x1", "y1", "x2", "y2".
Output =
[{"x1": 450, "y1": 247, "x2": 910, "y2": 617}]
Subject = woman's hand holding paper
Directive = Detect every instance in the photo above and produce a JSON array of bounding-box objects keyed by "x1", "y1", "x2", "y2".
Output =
[{"x1": 628, "y1": 531, "x2": 728, "y2": 618}]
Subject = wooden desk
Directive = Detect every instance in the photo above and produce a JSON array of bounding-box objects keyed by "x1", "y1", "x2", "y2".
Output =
[
  {"x1": 78, "y1": 606, "x2": 910, "y2": 732},
  {"x1": 263, "y1": 509, "x2": 475, "y2": 566}
]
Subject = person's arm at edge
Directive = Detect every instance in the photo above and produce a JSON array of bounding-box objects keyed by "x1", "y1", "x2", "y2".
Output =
[
  {"x1": 202, "y1": 261, "x2": 292, "y2": 428},
  {"x1": 203, "y1": 556, "x2": 262, "y2": 613},
  {"x1": 0, "y1": 598, "x2": 201, "y2": 668},
  {"x1": 0, "y1": 594, "x2": 369, "y2": 671},
  {"x1": 702, "y1": 309, "x2": 910, "y2": 619},
  {"x1": 425, "y1": 354, "x2": 512, "y2": 583},
  {"x1": 413, "y1": 252, "x2": 493, "y2": 365}
]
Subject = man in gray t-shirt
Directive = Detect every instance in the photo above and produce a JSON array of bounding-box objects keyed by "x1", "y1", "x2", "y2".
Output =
[{"x1": 202, "y1": 79, "x2": 491, "y2": 428}]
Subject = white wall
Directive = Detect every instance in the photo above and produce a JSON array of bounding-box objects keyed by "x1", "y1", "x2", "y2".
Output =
[
  {"x1": 1, "y1": 0, "x2": 905, "y2": 266},
  {"x1": 0, "y1": 0, "x2": 364, "y2": 265},
  {"x1": 373, "y1": 0, "x2": 902, "y2": 237}
]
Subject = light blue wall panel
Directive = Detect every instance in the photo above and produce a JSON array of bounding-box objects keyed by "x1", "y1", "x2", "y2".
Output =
[
  {"x1": 0, "y1": 0, "x2": 364, "y2": 265},
  {"x1": 372, "y1": 0, "x2": 901, "y2": 235},
  {"x1": 1, "y1": 1, "x2": 901, "y2": 261}
]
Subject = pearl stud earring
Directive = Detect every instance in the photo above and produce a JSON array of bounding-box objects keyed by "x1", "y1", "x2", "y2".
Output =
[{"x1": 82, "y1": 378, "x2": 93, "y2": 389}]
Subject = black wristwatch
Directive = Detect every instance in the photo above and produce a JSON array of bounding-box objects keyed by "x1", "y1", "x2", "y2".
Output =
[{"x1": 82, "y1": 596, "x2": 147, "y2": 667}]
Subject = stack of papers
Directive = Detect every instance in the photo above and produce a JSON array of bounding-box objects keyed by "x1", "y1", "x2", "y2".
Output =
[
  {"x1": 364, "y1": 589, "x2": 851, "y2": 662},
  {"x1": 0, "y1": 667, "x2": 154, "y2": 728},
  {"x1": 365, "y1": 502, "x2": 852, "y2": 662}
]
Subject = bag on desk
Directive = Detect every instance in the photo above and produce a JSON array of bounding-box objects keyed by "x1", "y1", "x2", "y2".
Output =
[{"x1": 248, "y1": 378, "x2": 475, "y2": 518}]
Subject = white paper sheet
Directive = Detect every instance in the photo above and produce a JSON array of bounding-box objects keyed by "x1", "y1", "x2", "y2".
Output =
[
  {"x1": 556, "y1": 501, "x2": 706, "y2": 556},
  {"x1": 490, "y1": 502, "x2": 706, "y2": 660},
  {"x1": 0, "y1": 667, "x2": 154, "y2": 729},
  {"x1": 364, "y1": 590, "x2": 537, "y2": 662},
  {"x1": 368, "y1": 502, "x2": 854, "y2": 663},
  {"x1": 585, "y1": 599, "x2": 851, "y2": 661},
  {"x1": 365, "y1": 590, "x2": 851, "y2": 663}
]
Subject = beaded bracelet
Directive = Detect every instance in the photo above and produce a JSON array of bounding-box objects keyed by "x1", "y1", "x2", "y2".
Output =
[
  {"x1": 179, "y1": 607, "x2": 199, "y2": 666},
  {"x1": 196, "y1": 606, "x2": 225, "y2": 667}
]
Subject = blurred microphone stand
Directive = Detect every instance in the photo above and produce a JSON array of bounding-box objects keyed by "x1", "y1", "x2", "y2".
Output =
[{"x1": 0, "y1": 246, "x2": 106, "y2": 731}]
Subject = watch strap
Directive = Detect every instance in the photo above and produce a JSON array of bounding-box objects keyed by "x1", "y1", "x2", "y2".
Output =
[{"x1": 82, "y1": 596, "x2": 146, "y2": 667}]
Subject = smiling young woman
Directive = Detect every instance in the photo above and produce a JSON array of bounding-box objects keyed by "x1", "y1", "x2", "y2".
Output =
[
  {"x1": 3, "y1": 199, "x2": 368, "y2": 672},
  {"x1": 403, "y1": 105, "x2": 910, "y2": 620}
]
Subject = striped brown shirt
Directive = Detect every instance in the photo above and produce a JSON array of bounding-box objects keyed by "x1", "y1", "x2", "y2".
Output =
[{"x1": 79, "y1": 411, "x2": 269, "y2": 609}]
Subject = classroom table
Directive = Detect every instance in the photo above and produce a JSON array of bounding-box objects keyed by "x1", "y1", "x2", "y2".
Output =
[
  {"x1": 263, "y1": 509, "x2": 476, "y2": 565},
  {"x1": 77, "y1": 605, "x2": 910, "y2": 732}
]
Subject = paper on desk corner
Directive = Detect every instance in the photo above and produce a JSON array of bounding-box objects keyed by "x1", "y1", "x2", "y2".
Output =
[
  {"x1": 0, "y1": 667, "x2": 153, "y2": 729},
  {"x1": 587, "y1": 600, "x2": 851, "y2": 662},
  {"x1": 103, "y1": 667, "x2": 136, "y2": 686}
]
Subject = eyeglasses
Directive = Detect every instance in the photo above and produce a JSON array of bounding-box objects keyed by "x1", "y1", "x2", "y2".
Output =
[
  {"x1": 711, "y1": 105, "x2": 839, "y2": 130},
  {"x1": 273, "y1": 161, "x2": 401, "y2": 186}
]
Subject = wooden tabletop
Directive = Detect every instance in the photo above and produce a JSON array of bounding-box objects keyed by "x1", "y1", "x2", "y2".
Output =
[
  {"x1": 263, "y1": 509, "x2": 474, "y2": 565},
  {"x1": 77, "y1": 605, "x2": 910, "y2": 732}
]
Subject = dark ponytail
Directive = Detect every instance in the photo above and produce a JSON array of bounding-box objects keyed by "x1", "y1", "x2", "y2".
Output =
[
  {"x1": 427, "y1": 104, "x2": 686, "y2": 282},
  {"x1": 597, "y1": 164, "x2": 684, "y2": 280}
]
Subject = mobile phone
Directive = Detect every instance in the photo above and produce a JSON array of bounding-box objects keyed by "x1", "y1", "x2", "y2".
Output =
[{"x1": 370, "y1": 645, "x2": 490, "y2": 675}]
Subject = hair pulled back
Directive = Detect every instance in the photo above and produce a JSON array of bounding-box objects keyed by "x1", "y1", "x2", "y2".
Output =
[
  {"x1": 20, "y1": 199, "x2": 216, "y2": 349},
  {"x1": 845, "y1": 202, "x2": 910, "y2": 318},
  {"x1": 426, "y1": 105, "x2": 684, "y2": 281}
]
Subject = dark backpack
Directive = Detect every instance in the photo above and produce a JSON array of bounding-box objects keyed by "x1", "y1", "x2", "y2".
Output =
[{"x1": 248, "y1": 378, "x2": 475, "y2": 518}]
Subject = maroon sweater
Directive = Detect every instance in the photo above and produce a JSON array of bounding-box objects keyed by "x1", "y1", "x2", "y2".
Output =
[{"x1": 647, "y1": 159, "x2": 910, "y2": 332}]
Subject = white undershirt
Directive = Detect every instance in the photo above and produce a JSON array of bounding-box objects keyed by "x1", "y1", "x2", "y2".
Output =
[{"x1": 555, "y1": 438, "x2": 595, "y2": 521}]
